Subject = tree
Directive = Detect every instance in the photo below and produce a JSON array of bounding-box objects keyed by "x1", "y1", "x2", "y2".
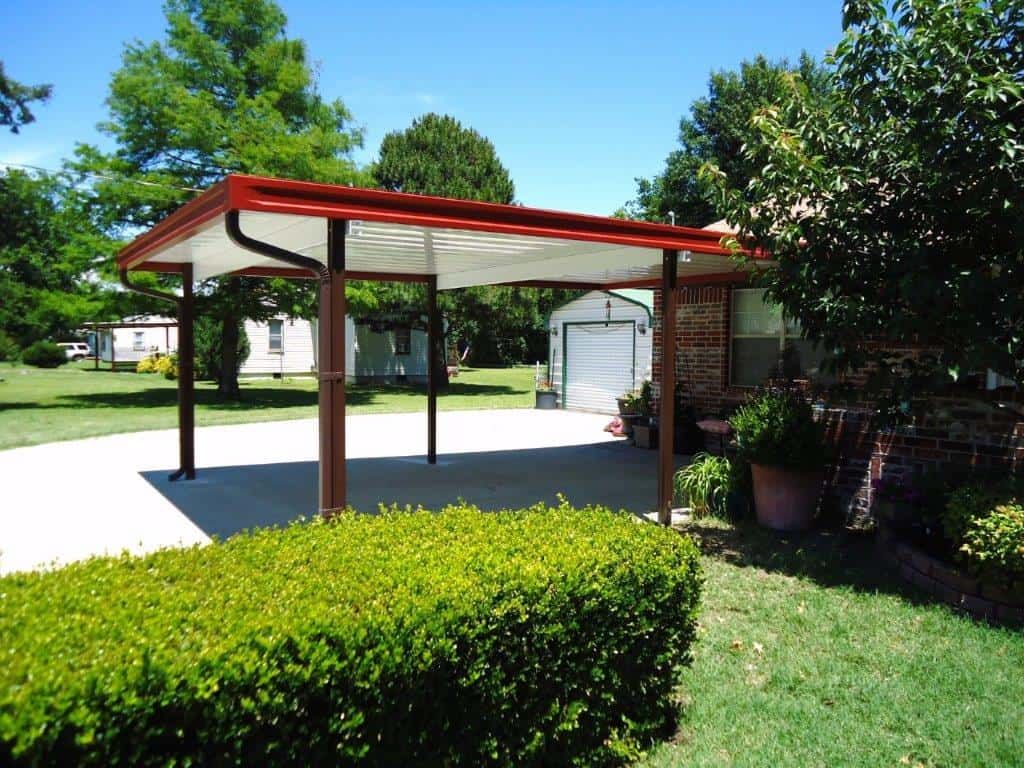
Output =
[
  {"x1": 75, "y1": 0, "x2": 366, "y2": 398},
  {"x1": 628, "y1": 54, "x2": 830, "y2": 226},
  {"x1": 0, "y1": 62, "x2": 51, "y2": 132},
  {"x1": 368, "y1": 113, "x2": 574, "y2": 376},
  {"x1": 705, "y1": 0, "x2": 1024, "y2": 409},
  {"x1": 374, "y1": 113, "x2": 515, "y2": 203},
  {"x1": 0, "y1": 169, "x2": 114, "y2": 346}
]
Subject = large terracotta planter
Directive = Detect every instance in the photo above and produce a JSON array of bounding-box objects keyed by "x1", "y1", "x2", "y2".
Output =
[{"x1": 750, "y1": 463, "x2": 824, "y2": 531}]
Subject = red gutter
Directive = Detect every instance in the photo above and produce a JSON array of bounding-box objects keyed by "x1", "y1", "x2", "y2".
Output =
[{"x1": 119, "y1": 174, "x2": 753, "y2": 274}]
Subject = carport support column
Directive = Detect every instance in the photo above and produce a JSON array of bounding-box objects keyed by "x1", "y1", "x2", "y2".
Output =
[
  {"x1": 658, "y1": 249, "x2": 678, "y2": 524},
  {"x1": 319, "y1": 219, "x2": 347, "y2": 515},
  {"x1": 178, "y1": 263, "x2": 196, "y2": 480},
  {"x1": 427, "y1": 275, "x2": 439, "y2": 464}
]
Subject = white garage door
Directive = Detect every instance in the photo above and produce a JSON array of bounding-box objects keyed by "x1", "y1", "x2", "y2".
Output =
[{"x1": 564, "y1": 322, "x2": 635, "y2": 413}]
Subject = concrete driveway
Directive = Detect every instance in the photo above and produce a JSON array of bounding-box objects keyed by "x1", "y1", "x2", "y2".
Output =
[{"x1": 0, "y1": 409, "x2": 674, "y2": 575}]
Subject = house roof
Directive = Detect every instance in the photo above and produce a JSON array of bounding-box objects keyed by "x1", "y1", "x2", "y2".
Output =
[
  {"x1": 117, "y1": 174, "x2": 758, "y2": 288},
  {"x1": 608, "y1": 288, "x2": 653, "y2": 315}
]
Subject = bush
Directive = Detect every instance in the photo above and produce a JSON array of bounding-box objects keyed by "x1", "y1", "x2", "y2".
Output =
[
  {"x1": 195, "y1": 316, "x2": 250, "y2": 382},
  {"x1": 942, "y1": 476, "x2": 1024, "y2": 545},
  {"x1": 960, "y1": 504, "x2": 1024, "y2": 591},
  {"x1": 0, "y1": 503, "x2": 703, "y2": 766},
  {"x1": 154, "y1": 353, "x2": 178, "y2": 380},
  {"x1": 135, "y1": 355, "x2": 157, "y2": 374},
  {"x1": 0, "y1": 330, "x2": 18, "y2": 362},
  {"x1": 20, "y1": 340, "x2": 66, "y2": 368},
  {"x1": 729, "y1": 388, "x2": 826, "y2": 471},
  {"x1": 675, "y1": 453, "x2": 733, "y2": 518}
]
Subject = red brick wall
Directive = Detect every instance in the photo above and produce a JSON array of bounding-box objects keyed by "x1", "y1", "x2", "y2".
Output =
[{"x1": 652, "y1": 282, "x2": 1023, "y2": 525}]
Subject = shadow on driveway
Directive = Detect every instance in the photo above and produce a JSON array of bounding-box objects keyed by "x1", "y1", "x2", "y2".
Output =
[{"x1": 141, "y1": 441, "x2": 678, "y2": 539}]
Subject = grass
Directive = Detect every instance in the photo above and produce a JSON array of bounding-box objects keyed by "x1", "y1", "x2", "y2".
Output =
[
  {"x1": 0, "y1": 362, "x2": 536, "y2": 451},
  {"x1": 638, "y1": 519, "x2": 1024, "y2": 768}
]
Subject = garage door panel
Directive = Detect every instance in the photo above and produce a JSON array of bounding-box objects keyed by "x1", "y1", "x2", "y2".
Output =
[{"x1": 564, "y1": 323, "x2": 634, "y2": 413}]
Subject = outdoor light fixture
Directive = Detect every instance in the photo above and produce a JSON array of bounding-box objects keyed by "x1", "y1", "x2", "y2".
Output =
[
  {"x1": 550, "y1": 325, "x2": 558, "y2": 336},
  {"x1": 680, "y1": 250, "x2": 693, "y2": 263},
  {"x1": 605, "y1": 299, "x2": 612, "y2": 324},
  {"x1": 638, "y1": 322, "x2": 647, "y2": 335}
]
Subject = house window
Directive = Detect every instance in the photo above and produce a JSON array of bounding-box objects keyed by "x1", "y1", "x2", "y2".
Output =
[
  {"x1": 132, "y1": 331, "x2": 146, "y2": 351},
  {"x1": 268, "y1": 319, "x2": 283, "y2": 352},
  {"x1": 730, "y1": 289, "x2": 828, "y2": 386},
  {"x1": 394, "y1": 327, "x2": 411, "y2": 356}
]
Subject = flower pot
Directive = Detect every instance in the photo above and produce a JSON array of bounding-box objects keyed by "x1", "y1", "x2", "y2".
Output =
[
  {"x1": 616, "y1": 397, "x2": 634, "y2": 416},
  {"x1": 750, "y1": 463, "x2": 823, "y2": 531},
  {"x1": 633, "y1": 423, "x2": 658, "y2": 449},
  {"x1": 535, "y1": 390, "x2": 558, "y2": 410}
]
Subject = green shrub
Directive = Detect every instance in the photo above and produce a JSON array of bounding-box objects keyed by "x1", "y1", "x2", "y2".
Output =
[
  {"x1": 730, "y1": 388, "x2": 826, "y2": 471},
  {"x1": 960, "y1": 504, "x2": 1024, "y2": 591},
  {"x1": 942, "y1": 476, "x2": 1024, "y2": 545},
  {"x1": 0, "y1": 330, "x2": 18, "y2": 362},
  {"x1": 675, "y1": 453, "x2": 733, "y2": 517},
  {"x1": 0, "y1": 503, "x2": 703, "y2": 767},
  {"x1": 195, "y1": 316, "x2": 250, "y2": 382},
  {"x1": 20, "y1": 340, "x2": 66, "y2": 368}
]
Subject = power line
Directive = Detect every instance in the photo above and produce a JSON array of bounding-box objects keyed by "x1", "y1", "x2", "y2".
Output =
[{"x1": 0, "y1": 160, "x2": 206, "y2": 194}]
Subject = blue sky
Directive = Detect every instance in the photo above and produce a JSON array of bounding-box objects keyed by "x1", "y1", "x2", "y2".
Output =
[{"x1": 1, "y1": 1, "x2": 842, "y2": 216}]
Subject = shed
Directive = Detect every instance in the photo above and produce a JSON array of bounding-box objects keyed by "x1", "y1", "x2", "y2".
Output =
[{"x1": 548, "y1": 289, "x2": 653, "y2": 413}]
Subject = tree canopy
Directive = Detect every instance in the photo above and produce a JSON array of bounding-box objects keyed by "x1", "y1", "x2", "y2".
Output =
[
  {"x1": 373, "y1": 113, "x2": 515, "y2": 204},
  {"x1": 0, "y1": 61, "x2": 51, "y2": 133},
  {"x1": 705, "y1": 0, "x2": 1024, "y2": 405},
  {"x1": 367, "y1": 113, "x2": 573, "y2": 368},
  {"x1": 73, "y1": 0, "x2": 368, "y2": 396},
  {"x1": 628, "y1": 54, "x2": 830, "y2": 226}
]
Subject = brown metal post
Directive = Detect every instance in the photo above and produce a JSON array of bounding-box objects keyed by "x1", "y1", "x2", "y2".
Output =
[
  {"x1": 110, "y1": 328, "x2": 115, "y2": 371},
  {"x1": 658, "y1": 249, "x2": 679, "y2": 524},
  {"x1": 318, "y1": 219, "x2": 347, "y2": 515},
  {"x1": 177, "y1": 263, "x2": 196, "y2": 480},
  {"x1": 93, "y1": 323, "x2": 99, "y2": 370},
  {"x1": 427, "y1": 275, "x2": 439, "y2": 464}
]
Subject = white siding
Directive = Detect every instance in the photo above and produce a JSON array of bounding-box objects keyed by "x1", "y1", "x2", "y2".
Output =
[
  {"x1": 240, "y1": 317, "x2": 317, "y2": 375},
  {"x1": 100, "y1": 321, "x2": 177, "y2": 363},
  {"x1": 240, "y1": 316, "x2": 429, "y2": 380},
  {"x1": 548, "y1": 291, "x2": 653, "y2": 413}
]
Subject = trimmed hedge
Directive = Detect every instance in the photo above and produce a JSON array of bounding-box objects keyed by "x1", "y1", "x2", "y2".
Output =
[
  {"x1": 20, "y1": 340, "x2": 66, "y2": 368},
  {"x1": 0, "y1": 503, "x2": 702, "y2": 766}
]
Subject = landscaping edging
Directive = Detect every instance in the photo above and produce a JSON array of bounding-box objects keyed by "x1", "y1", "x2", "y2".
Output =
[{"x1": 877, "y1": 523, "x2": 1024, "y2": 624}]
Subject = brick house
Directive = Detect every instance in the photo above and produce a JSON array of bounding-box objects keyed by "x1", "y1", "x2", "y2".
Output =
[{"x1": 650, "y1": 270, "x2": 1024, "y2": 526}]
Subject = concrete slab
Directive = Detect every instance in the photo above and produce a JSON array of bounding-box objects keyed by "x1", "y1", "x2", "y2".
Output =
[{"x1": 1, "y1": 410, "x2": 678, "y2": 575}]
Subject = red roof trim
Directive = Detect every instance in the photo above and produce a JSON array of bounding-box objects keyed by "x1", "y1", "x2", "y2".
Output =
[{"x1": 119, "y1": 174, "x2": 749, "y2": 276}]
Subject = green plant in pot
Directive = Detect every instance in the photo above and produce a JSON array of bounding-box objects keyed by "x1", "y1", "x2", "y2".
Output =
[
  {"x1": 730, "y1": 388, "x2": 827, "y2": 531},
  {"x1": 675, "y1": 453, "x2": 732, "y2": 518}
]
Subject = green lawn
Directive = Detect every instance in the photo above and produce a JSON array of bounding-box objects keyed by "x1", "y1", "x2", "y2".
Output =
[
  {"x1": 639, "y1": 519, "x2": 1024, "y2": 768},
  {"x1": 0, "y1": 362, "x2": 535, "y2": 451}
]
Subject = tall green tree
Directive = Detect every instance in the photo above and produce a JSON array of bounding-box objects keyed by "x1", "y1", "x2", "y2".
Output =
[
  {"x1": 75, "y1": 0, "x2": 366, "y2": 397},
  {"x1": 368, "y1": 113, "x2": 574, "y2": 375},
  {"x1": 0, "y1": 169, "x2": 114, "y2": 346},
  {"x1": 0, "y1": 62, "x2": 51, "y2": 132},
  {"x1": 628, "y1": 54, "x2": 830, "y2": 226},
  {"x1": 705, "y1": 0, "x2": 1024, "y2": 409}
]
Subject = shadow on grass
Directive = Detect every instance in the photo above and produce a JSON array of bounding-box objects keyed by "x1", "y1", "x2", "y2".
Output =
[
  {"x1": 1, "y1": 381, "x2": 524, "y2": 412},
  {"x1": 682, "y1": 520, "x2": 946, "y2": 611}
]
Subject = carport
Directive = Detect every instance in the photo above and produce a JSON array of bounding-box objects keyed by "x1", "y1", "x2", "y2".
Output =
[{"x1": 118, "y1": 174, "x2": 753, "y2": 523}]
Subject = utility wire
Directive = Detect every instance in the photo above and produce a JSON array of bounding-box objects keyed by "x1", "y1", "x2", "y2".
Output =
[{"x1": 0, "y1": 160, "x2": 206, "y2": 194}]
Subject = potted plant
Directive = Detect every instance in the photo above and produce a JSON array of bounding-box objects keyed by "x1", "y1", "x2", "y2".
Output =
[
  {"x1": 730, "y1": 388, "x2": 827, "y2": 531},
  {"x1": 617, "y1": 387, "x2": 644, "y2": 436},
  {"x1": 535, "y1": 380, "x2": 558, "y2": 410},
  {"x1": 674, "y1": 453, "x2": 732, "y2": 517}
]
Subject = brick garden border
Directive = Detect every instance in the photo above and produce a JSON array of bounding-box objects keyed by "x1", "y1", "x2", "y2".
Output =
[{"x1": 877, "y1": 523, "x2": 1024, "y2": 625}]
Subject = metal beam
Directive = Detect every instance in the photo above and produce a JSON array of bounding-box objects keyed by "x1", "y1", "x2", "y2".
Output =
[
  {"x1": 427, "y1": 275, "x2": 439, "y2": 465},
  {"x1": 658, "y1": 249, "x2": 679, "y2": 524}
]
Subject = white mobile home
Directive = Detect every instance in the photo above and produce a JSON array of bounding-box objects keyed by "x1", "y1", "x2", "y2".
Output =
[
  {"x1": 93, "y1": 316, "x2": 178, "y2": 364},
  {"x1": 547, "y1": 290, "x2": 653, "y2": 413}
]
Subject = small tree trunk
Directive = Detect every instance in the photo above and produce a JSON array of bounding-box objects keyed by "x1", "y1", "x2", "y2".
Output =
[{"x1": 218, "y1": 311, "x2": 241, "y2": 400}]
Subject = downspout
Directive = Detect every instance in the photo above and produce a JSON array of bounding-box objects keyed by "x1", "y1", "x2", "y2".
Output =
[
  {"x1": 118, "y1": 265, "x2": 195, "y2": 481},
  {"x1": 224, "y1": 210, "x2": 329, "y2": 281}
]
